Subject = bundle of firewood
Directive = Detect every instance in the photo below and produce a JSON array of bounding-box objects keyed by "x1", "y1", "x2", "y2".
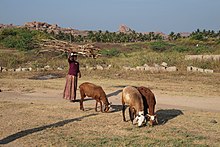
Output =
[{"x1": 39, "y1": 39, "x2": 101, "y2": 58}]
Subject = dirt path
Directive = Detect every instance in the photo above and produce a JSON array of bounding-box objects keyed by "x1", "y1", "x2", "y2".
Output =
[{"x1": 1, "y1": 87, "x2": 219, "y2": 112}]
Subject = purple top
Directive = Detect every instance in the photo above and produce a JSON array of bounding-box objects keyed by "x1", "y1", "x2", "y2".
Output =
[{"x1": 68, "y1": 58, "x2": 80, "y2": 76}]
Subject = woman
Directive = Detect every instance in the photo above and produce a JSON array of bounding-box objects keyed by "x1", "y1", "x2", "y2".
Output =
[{"x1": 63, "y1": 51, "x2": 81, "y2": 102}]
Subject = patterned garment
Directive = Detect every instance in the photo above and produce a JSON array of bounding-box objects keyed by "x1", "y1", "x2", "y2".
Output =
[{"x1": 63, "y1": 74, "x2": 78, "y2": 100}]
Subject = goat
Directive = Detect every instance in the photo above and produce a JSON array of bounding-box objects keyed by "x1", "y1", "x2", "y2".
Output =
[
  {"x1": 122, "y1": 86, "x2": 146, "y2": 127},
  {"x1": 79, "y1": 82, "x2": 111, "y2": 112},
  {"x1": 137, "y1": 86, "x2": 158, "y2": 126}
]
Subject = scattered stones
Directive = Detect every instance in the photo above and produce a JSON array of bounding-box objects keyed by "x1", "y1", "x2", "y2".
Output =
[
  {"x1": 185, "y1": 55, "x2": 220, "y2": 61},
  {"x1": 187, "y1": 66, "x2": 214, "y2": 73},
  {"x1": 0, "y1": 63, "x2": 215, "y2": 74},
  {"x1": 122, "y1": 62, "x2": 177, "y2": 73}
]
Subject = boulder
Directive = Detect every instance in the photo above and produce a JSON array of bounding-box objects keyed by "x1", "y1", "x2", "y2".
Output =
[
  {"x1": 36, "y1": 68, "x2": 45, "y2": 72},
  {"x1": 159, "y1": 66, "x2": 166, "y2": 71},
  {"x1": 130, "y1": 68, "x2": 137, "y2": 71},
  {"x1": 105, "y1": 64, "x2": 112, "y2": 70},
  {"x1": 8, "y1": 68, "x2": 15, "y2": 72},
  {"x1": 15, "y1": 67, "x2": 22, "y2": 72},
  {"x1": 2, "y1": 68, "x2": 7, "y2": 72},
  {"x1": 96, "y1": 65, "x2": 104, "y2": 70},
  {"x1": 136, "y1": 66, "x2": 145, "y2": 71},
  {"x1": 44, "y1": 65, "x2": 52, "y2": 71},
  {"x1": 123, "y1": 66, "x2": 130, "y2": 71},
  {"x1": 21, "y1": 68, "x2": 29, "y2": 71},
  {"x1": 166, "y1": 66, "x2": 177, "y2": 72},
  {"x1": 57, "y1": 67, "x2": 63, "y2": 71},
  {"x1": 161, "y1": 62, "x2": 168, "y2": 67},
  {"x1": 204, "y1": 69, "x2": 214, "y2": 73},
  {"x1": 143, "y1": 64, "x2": 149, "y2": 67},
  {"x1": 197, "y1": 68, "x2": 204, "y2": 73}
]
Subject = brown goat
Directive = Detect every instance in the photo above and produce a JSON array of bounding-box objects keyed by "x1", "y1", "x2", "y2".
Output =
[
  {"x1": 79, "y1": 82, "x2": 111, "y2": 112},
  {"x1": 122, "y1": 86, "x2": 146, "y2": 127},
  {"x1": 137, "y1": 86, "x2": 158, "y2": 126}
]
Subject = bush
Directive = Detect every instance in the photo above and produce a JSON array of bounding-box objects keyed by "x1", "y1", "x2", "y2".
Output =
[
  {"x1": 149, "y1": 41, "x2": 173, "y2": 52},
  {"x1": 172, "y1": 46, "x2": 190, "y2": 52},
  {"x1": 0, "y1": 28, "x2": 43, "y2": 51},
  {"x1": 99, "y1": 48, "x2": 120, "y2": 57}
]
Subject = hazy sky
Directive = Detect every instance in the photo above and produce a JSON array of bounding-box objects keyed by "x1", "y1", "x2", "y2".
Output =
[{"x1": 0, "y1": 0, "x2": 220, "y2": 34}]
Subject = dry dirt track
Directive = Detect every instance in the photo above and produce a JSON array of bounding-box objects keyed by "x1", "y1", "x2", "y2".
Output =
[
  {"x1": 0, "y1": 76, "x2": 220, "y2": 146},
  {"x1": 0, "y1": 85, "x2": 219, "y2": 113}
]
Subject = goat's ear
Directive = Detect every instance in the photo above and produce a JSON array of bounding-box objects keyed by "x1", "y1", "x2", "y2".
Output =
[{"x1": 145, "y1": 115, "x2": 150, "y2": 120}]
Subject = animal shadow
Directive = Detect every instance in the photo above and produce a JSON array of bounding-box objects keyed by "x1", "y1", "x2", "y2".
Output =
[
  {"x1": 106, "y1": 89, "x2": 123, "y2": 113},
  {"x1": 111, "y1": 85, "x2": 127, "y2": 88},
  {"x1": 110, "y1": 104, "x2": 125, "y2": 113},
  {"x1": 156, "y1": 109, "x2": 184, "y2": 125},
  {"x1": 0, "y1": 114, "x2": 97, "y2": 145},
  {"x1": 107, "y1": 89, "x2": 122, "y2": 97}
]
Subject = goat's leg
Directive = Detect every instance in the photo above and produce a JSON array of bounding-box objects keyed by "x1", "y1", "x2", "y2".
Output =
[
  {"x1": 122, "y1": 104, "x2": 126, "y2": 121},
  {"x1": 122, "y1": 94, "x2": 126, "y2": 121},
  {"x1": 95, "y1": 100, "x2": 98, "y2": 112},
  {"x1": 80, "y1": 89, "x2": 85, "y2": 111},
  {"x1": 100, "y1": 101, "x2": 103, "y2": 112},
  {"x1": 129, "y1": 107, "x2": 134, "y2": 122}
]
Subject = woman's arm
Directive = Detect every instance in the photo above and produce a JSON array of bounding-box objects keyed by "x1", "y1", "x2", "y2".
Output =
[{"x1": 78, "y1": 71, "x2": 81, "y2": 78}]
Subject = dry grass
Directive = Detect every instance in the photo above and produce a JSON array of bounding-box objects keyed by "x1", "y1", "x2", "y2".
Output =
[
  {"x1": 0, "y1": 72, "x2": 220, "y2": 146},
  {"x1": 0, "y1": 96, "x2": 219, "y2": 146}
]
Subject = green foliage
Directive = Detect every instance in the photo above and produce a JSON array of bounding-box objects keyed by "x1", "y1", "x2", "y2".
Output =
[
  {"x1": 149, "y1": 41, "x2": 174, "y2": 52},
  {"x1": 51, "y1": 31, "x2": 163, "y2": 43},
  {"x1": 172, "y1": 46, "x2": 190, "y2": 52},
  {"x1": 0, "y1": 28, "x2": 50, "y2": 51},
  {"x1": 99, "y1": 48, "x2": 120, "y2": 57},
  {"x1": 191, "y1": 34, "x2": 205, "y2": 41}
]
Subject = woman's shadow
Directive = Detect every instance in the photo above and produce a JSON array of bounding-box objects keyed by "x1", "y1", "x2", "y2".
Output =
[{"x1": 156, "y1": 109, "x2": 184, "y2": 125}]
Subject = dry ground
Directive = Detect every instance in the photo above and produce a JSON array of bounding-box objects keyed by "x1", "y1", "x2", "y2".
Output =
[{"x1": 0, "y1": 71, "x2": 220, "y2": 146}]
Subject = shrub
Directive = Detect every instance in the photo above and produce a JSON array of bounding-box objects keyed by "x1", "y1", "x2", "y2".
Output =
[
  {"x1": 149, "y1": 41, "x2": 173, "y2": 52},
  {"x1": 172, "y1": 46, "x2": 190, "y2": 52},
  {"x1": 0, "y1": 28, "x2": 42, "y2": 51},
  {"x1": 99, "y1": 48, "x2": 120, "y2": 57}
]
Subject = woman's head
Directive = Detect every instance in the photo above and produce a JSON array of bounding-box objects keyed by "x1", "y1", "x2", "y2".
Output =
[{"x1": 70, "y1": 52, "x2": 78, "y2": 60}]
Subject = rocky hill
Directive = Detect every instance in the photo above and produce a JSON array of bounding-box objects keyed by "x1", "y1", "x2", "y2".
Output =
[{"x1": 0, "y1": 21, "x2": 88, "y2": 36}]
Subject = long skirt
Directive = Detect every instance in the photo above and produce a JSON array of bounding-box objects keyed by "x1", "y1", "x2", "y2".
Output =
[{"x1": 63, "y1": 75, "x2": 78, "y2": 100}]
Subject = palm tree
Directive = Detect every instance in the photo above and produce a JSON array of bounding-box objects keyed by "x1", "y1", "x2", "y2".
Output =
[{"x1": 168, "y1": 32, "x2": 175, "y2": 41}]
